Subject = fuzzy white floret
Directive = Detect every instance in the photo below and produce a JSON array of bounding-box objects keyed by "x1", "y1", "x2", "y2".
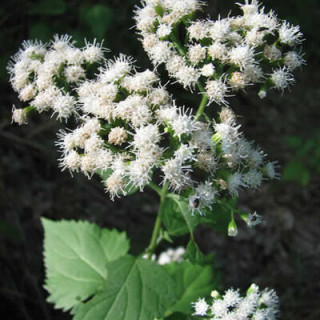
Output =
[
  {"x1": 188, "y1": 44, "x2": 207, "y2": 65},
  {"x1": 108, "y1": 127, "x2": 128, "y2": 145},
  {"x1": 190, "y1": 123, "x2": 214, "y2": 151},
  {"x1": 229, "y1": 72, "x2": 248, "y2": 91},
  {"x1": 192, "y1": 298, "x2": 209, "y2": 316},
  {"x1": 166, "y1": 55, "x2": 186, "y2": 75},
  {"x1": 164, "y1": 0, "x2": 203, "y2": 16},
  {"x1": 158, "y1": 246, "x2": 186, "y2": 265},
  {"x1": 208, "y1": 42, "x2": 227, "y2": 61},
  {"x1": 242, "y1": 169, "x2": 263, "y2": 189},
  {"x1": 279, "y1": 22, "x2": 303, "y2": 46},
  {"x1": 60, "y1": 150, "x2": 82, "y2": 172},
  {"x1": 148, "y1": 41, "x2": 173, "y2": 65},
  {"x1": 157, "y1": 24, "x2": 172, "y2": 38},
  {"x1": 32, "y1": 86, "x2": 60, "y2": 111},
  {"x1": 161, "y1": 158, "x2": 192, "y2": 191},
  {"x1": 228, "y1": 44, "x2": 256, "y2": 70},
  {"x1": 174, "y1": 65, "x2": 200, "y2": 90},
  {"x1": 271, "y1": 67, "x2": 295, "y2": 91},
  {"x1": 127, "y1": 158, "x2": 153, "y2": 191},
  {"x1": 51, "y1": 34, "x2": 73, "y2": 52},
  {"x1": 83, "y1": 40, "x2": 105, "y2": 63},
  {"x1": 11, "y1": 106, "x2": 28, "y2": 125},
  {"x1": 227, "y1": 172, "x2": 246, "y2": 196},
  {"x1": 223, "y1": 288, "x2": 241, "y2": 307},
  {"x1": 52, "y1": 92, "x2": 77, "y2": 120},
  {"x1": 122, "y1": 70, "x2": 159, "y2": 92},
  {"x1": 174, "y1": 144, "x2": 196, "y2": 163},
  {"x1": 243, "y1": 12, "x2": 278, "y2": 31},
  {"x1": 105, "y1": 172, "x2": 126, "y2": 200},
  {"x1": 243, "y1": 64, "x2": 264, "y2": 83},
  {"x1": 264, "y1": 45, "x2": 281, "y2": 61},
  {"x1": 141, "y1": 34, "x2": 159, "y2": 51},
  {"x1": 65, "y1": 47, "x2": 84, "y2": 65},
  {"x1": 11, "y1": 70, "x2": 30, "y2": 92},
  {"x1": 206, "y1": 78, "x2": 229, "y2": 105},
  {"x1": 148, "y1": 87, "x2": 170, "y2": 105},
  {"x1": 245, "y1": 28, "x2": 266, "y2": 46},
  {"x1": 64, "y1": 65, "x2": 85, "y2": 83},
  {"x1": 200, "y1": 63, "x2": 215, "y2": 77},
  {"x1": 208, "y1": 18, "x2": 231, "y2": 41},
  {"x1": 156, "y1": 105, "x2": 178, "y2": 123},
  {"x1": 238, "y1": 0, "x2": 260, "y2": 16},
  {"x1": 284, "y1": 51, "x2": 305, "y2": 71},
  {"x1": 169, "y1": 108, "x2": 198, "y2": 139},
  {"x1": 131, "y1": 124, "x2": 161, "y2": 150},
  {"x1": 211, "y1": 298, "x2": 229, "y2": 318},
  {"x1": 18, "y1": 84, "x2": 36, "y2": 102},
  {"x1": 264, "y1": 161, "x2": 280, "y2": 179},
  {"x1": 94, "y1": 149, "x2": 114, "y2": 170},
  {"x1": 196, "y1": 181, "x2": 217, "y2": 205},
  {"x1": 188, "y1": 21, "x2": 210, "y2": 40},
  {"x1": 99, "y1": 54, "x2": 133, "y2": 83},
  {"x1": 84, "y1": 133, "x2": 104, "y2": 153},
  {"x1": 80, "y1": 153, "x2": 98, "y2": 178}
]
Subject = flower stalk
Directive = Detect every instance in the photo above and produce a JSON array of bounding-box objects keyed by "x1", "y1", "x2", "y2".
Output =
[{"x1": 147, "y1": 181, "x2": 169, "y2": 259}]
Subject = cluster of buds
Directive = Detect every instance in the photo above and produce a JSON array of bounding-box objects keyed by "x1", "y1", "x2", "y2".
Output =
[
  {"x1": 8, "y1": 35, "x2": 105, "y2": 123},
  {"x1": 134, "y1": 0, "x2": 304, "y2": 102},
  {"x1": 192, "y1": 284, "x2": 279, "y2": 319},
  {"x1": 8, "y1": 36, "x2": 278, "y2": 210}
]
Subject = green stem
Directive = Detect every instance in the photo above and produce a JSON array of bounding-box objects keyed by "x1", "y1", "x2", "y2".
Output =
[
  {"x1": 148, "y1": 181, "x2": 162, "y2": 196},
  {"x1": 147, "y1": 182, "x2": 169, "y2": 259},
  {"x1": 195, "y1": 92, "x2": 209, "y2": 121},
  {"x1": 170, "y1": 31, "x2": 186, "y2": 56}
]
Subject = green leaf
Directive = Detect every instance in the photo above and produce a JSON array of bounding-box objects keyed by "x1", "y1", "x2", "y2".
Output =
[
  {"x1": 184, "y1": 240, "x2": 204, "y2": 265},
  {"x1": 165, "y1": 312, "x2": 192, "y2": 319},
  {"x1": 74, "y1": 255, "x2": 176, "y2": 320},
  {"x1": 163, "y1": 262, "x2": 215, "y2": 315},
  {"x1": 285, "y1": 135, "x2": 303, "y2": 149},
  {"x1": 29, "y1": 0, "x2": 67, "y2": 15},
  {"x1": 42, "y1": 218, "x2": 130, "y2": 311},
  {"x1": 29, "y1": 22, "x2": 53, "y2": 42},
  {"x1": 162, "y1": 195, "x2": 200, "y2": 236},
  {"x1": 79, "y1": 5, "x2": 113, "y2": 39},
  {"x1": 283, "y1": 161, "x2": 310, "y2": 186}
]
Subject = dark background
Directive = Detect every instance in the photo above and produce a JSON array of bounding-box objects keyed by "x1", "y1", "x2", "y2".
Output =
[{"x1": 1, "y1": 0, "x2": 319, "y2": 319}]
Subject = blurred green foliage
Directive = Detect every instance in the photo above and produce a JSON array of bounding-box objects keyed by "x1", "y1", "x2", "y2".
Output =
[{"x1": 283, "y1": 132, "x2": 320, "y2": 186}]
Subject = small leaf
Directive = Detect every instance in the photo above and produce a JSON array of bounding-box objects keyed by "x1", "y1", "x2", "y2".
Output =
[
  {"x1": 285, "y1": 135, "x2": 303, "y2": 149},
  {"x1": 29, "y1": 22, "x2": 53, "y2": 42},
  {"x1": 74, "y1": 255, "x2": 176, "y2": 320},
  {"x1": 79, "y1": 5, "x2": 113, "y2": 39},
  {"x1": 165, "y1": 312, "x2": 192, "y2": 319},
  {"x1": 42, "y1": 218, "x2": 130, "y2": 311},
  {"x1": 283, "y1": 161, "x2": 310, "y2": 186},
  {"x1": 162, "y1": 195, "x2": 200, "y2": 236},
  {"x1": 184, "y1": 240, "x2": 204, "y2": 265},
  {"x1": 96, "y1": 168, "x2": 112, "y2": 181},
  {"x1": 29, "y1": 0, "x2": 67, "y2": 15},
  {"x1": 164, "y1": 262, "x2": 215, "y2": 315}
]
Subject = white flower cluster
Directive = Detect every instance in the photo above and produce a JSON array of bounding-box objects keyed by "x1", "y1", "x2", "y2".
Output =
[
  {"x1": 192, "y1": 284, "x2": 279, "y2": 319},
  {"x1": 157, "y1": 246, "x2": 186, "y2": 265},
  {"x1": 134, "y1": 0, "x2": 304, "y2": 101},
  {"x1": 8, "y1": 35, "x2": 105, "y2": 121},
  {"x1": 8, "y1": 36, "x2": 277, "y2": 207}
]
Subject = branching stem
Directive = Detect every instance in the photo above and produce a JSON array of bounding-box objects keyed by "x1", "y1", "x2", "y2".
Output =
[{"x1": 147, "y1": 181, "x2": 169, "y2": 259}]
